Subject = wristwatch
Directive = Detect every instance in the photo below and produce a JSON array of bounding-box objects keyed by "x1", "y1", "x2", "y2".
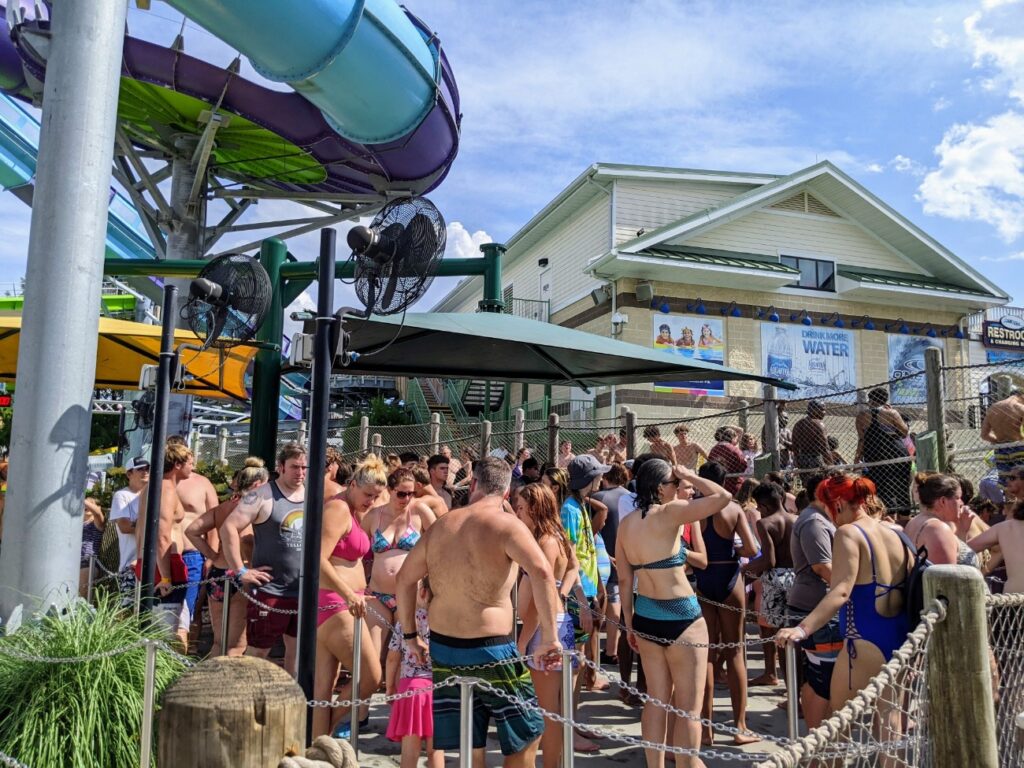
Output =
[{"x1": 402, "y1": 631, "x2": 419, "y2": 640}]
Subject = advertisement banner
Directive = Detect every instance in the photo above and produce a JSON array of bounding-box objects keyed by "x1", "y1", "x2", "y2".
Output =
[
  {"x1": 761, "y1": 323, "x2": 856, "y2": 401},
  {"x1": 652, "y1": 315, "x2": 725, "y2": 395},
  {"x1": 986, "y1": 349, "x2": 1024, "y2": 364},
  {"x1": 887, "y1": 336, "x2": 942, "y2": 404},
  {"x1": 983, "y1": 317, "x2": 1024, "y2": 351}
]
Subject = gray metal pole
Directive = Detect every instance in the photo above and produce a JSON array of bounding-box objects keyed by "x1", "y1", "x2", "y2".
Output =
[
  {"x1": 785, "y1": 642, "x2": 799, "y2": 740},
  {"x1": 220, "y1": 578, "x2": 232, "y2": 656},
  {"x1": 0, "y1": 0, "x2": 130, "y2": 618},
  {"x1": 165, "y1": 136, "x2": 203, "y2": 316},
  {"x1": 459, "y1": 680, "x2": 474, "y2": 768},
  {"x1": 562, "y1": 650, "x2": 575, "y2": 768},
  {"x1": 85, "y1": 556, "x2": 96, "y2": 604},
  {"x1": 140, "y1": 638, "x2": 158, "y2": 768},
  {"x1": 351, "y1": 613, "x2": 363, "y2": 755},
  {"x1": 924, "y1": 348, "x2": 948, "y2": 471}
]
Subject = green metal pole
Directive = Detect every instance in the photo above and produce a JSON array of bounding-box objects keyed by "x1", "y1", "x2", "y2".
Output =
[
  {"x1": 477, "y1": 242, "x2": 505, "y2": 313},
  {"x1": 503, "y1": 383, "x2": 511, "y2": 421},
  {"x1": 249, "y1": 238, "x2": 287, "y2": 466}
]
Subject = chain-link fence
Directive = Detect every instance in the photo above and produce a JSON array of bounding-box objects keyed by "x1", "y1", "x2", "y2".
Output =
[{"x1": 987, "y1": 592, "x2": 1024, "y2": 768}]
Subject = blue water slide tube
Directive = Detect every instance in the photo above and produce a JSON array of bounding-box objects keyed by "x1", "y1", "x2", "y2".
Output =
[{"x1": 165, "y1": 0, "x2": 440, "y2": 144}]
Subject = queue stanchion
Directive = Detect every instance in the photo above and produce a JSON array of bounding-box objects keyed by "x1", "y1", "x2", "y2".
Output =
[
  {"x1": 134, "y1": 575, "x2": 142, "y2": 617},
  {"x1": 459, "y1": 679, "x2": 475, "y2": 768},
  {"x1": 220, "y1": 578, "x2": 232, "y2": 656},
  {"x1": 140, "y1": 639, "x2": 158, "y2": 768},
  {"x1": 86, "y1": 555, "x2": 96, "y2": 603},
  {"x1": 351, "y1": 613, "x2": 362, "y2": 754},
  {"x1": 785, "y1": 641, "x2": 799, "y2": 740},
  {"x1": 562, "y1": 649, "x2": 575, "y2": 768}
]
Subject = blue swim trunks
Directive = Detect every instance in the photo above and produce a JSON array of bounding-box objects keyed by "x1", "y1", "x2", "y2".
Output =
[{"x1": 431, "y1": 632, "x2": 544, "y2": 756}]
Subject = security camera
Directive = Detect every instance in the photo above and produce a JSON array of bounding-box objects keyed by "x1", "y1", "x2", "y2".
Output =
[{"x1": 611, "y1": 312, "x2": 628, "y2": 336}]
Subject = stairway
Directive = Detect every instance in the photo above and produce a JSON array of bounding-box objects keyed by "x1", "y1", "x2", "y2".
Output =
[
  {"x1": 419, "y1": 378, "x2": 457, "y2": 422},
  {"x1": 461, "y1": 379, "x2": 504, "y2": 417}
]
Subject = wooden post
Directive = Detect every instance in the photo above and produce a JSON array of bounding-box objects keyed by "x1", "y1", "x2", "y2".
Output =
[
  {"x1": 738, "y1": 399, "x2": 750, "y2": 434},
  {"x1": 514, "y1": 408, "x2": 525, "y2": 454},
  {"x1": 158, "y1": 656, "x2": 306, "y2": 767},
  {"x1": 480, "y1": 420, "x2": 492, "y2": 458},
  {"x1": 924, "y1": 565, "x2": 998, "y2": 768},
  {"x1": 297, "y1": 420, "x2": 308, "y2": 449},
  {"x1": 624, "y1": 409, "x2": 636, "y2": 459},
  {"x1": 547, "y1": 413, "x2": 559, "y2": 466},
  {"x1": 359, "y1": 416, "x2": 369, "y2": 453},
  {"x1": 429, "y1": 412, "x2": 441, "y2": 455},
  {"x1": 217, "y1": 428, "x2": 229, "y2": 465},
  {"x1": 762, "y1": 385, "x2": 780, "y2": 472},
  {"x1": 371, "y1": 433, "x2": 382, "y2": 456},
  {"x1": 925, "y1": 347, "x2": 948, "y2": 471}
]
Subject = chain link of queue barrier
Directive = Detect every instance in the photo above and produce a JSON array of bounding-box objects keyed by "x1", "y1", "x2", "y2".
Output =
[{"x1": 0, "y1": 751, "x2": 30, "y2": 768}]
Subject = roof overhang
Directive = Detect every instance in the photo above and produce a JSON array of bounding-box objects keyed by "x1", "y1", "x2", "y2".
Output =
[
  {"x1": 835, "y1": 275, "x2": 1006, "y2": 312},
  {"x1": 589, "y1": 250, "x2": 799, "y2": 291}
]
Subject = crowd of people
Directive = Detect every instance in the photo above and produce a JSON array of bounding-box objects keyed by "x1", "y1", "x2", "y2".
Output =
[{"x1": 63, "y1": 389, "x2": 1024, "y2": 768}]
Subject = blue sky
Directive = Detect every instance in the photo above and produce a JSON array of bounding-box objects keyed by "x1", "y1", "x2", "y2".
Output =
[{"x1": 0, "y1": 0, "x2": 1022, "y2": 309}]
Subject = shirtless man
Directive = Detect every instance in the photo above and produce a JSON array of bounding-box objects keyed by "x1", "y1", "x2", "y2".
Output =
[
  {"x1": 396, "y1": 457, "x2": 562, "y2": 768},
  {"x1": 411, "y1": 466, "x2": 449, "y2": 517},
  {"x1": 644, "y1": 425, "x2": 676, "y2": 464},
  {"x1": 220, "y1": 442, "x2": 307, "y2": 674},
  {"x1": 970, "y1": 467, "x2": 1024, "y2": 592},
  {"x1": 426, "y1": 454, "x2": 453, "y2": 508},
  {"x1": 981, "y1": 389, "x2": 1024, "y2": 487},
  {"x1": 325, "y1": 446, "x2": 346, "y2": 497},
  {"x1": 167, "y1": 436, "x2": 218, "y2": 645},
  {"x1": 440, "y1": 445, "x2": 461, "y2": 486},
  {"x1": 136, "y1": 442, "x2": 192, "y2": 646},
  {"x1": 673, "y1": 424, "x2": 708, "y2": 469}
]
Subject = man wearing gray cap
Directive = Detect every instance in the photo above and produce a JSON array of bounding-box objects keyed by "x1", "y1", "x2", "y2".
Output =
[{"x1": 109, "y1": 457, "x2": 149, "y2": 605}]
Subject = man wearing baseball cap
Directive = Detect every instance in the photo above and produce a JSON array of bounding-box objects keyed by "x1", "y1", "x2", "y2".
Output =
[{"x1": 109, "y1": 457, "x2": 149, "y2": 606}]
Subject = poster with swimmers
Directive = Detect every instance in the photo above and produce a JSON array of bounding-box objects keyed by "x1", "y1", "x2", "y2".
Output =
[
  {"x1": 652, "y1": 315, "x2": 725, "y2": 396},
  {"x1": 760, "y1": 323, "x2": 857, "y2": 402},
  {"x1": 887, "y1": 335, "x2": 942, "y2": 404}
]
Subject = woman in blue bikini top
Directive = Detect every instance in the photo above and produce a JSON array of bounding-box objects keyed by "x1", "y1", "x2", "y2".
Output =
[{"x1": 775, "y1": 473, "x2": 911, "y2": 709}]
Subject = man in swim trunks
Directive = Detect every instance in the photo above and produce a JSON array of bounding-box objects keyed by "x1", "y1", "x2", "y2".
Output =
[
  {"x1": 981, "y1": 389, "x2": 1024, "y2": 487},
  {"x1": 220, "y1": 442, "x2": 307, "y2": 674},
  {"x1": 396, "y1": 456, "x2": 563, "y2": 767}
]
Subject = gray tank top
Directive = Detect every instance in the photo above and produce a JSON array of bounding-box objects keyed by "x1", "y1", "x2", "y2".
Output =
[{"x1": 251, "y1": 481, "x2": 305, "y2": 597}]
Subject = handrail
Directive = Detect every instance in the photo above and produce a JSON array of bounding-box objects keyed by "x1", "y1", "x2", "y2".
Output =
[
  {"x1": 504, "y1": 296, "x2": 550, "y2": 323},
  {"x1": 443, "y1": 379, "x2": 472, "y2": 423},
  {"x1": 405, "y1": 379, "x2": 431, "y2": 424}
]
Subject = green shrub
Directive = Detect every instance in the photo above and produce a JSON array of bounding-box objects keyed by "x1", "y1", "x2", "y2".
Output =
[{"x1": 0, "y1": 598, "x2": 188, "y2": 767}]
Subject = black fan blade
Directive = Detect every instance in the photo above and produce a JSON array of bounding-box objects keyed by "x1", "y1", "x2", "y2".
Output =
[
  {"x1": 205, "y1": 308, "x2": 229, "y2": 350},
  {"x1": 380, "y1": 264, "x2": 402, "y2": 310}
]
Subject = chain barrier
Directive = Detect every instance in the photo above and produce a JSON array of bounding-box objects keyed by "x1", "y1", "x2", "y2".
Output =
[{"x1": 0, "y1": 751, "x2": 30, "y2": 768}]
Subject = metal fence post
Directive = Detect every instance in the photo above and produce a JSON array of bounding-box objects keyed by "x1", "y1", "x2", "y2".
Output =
[
  {"x1": 562, "y1": 650, "x2": 575, "y2": 768},
  {"x1": 547, "y1": 413, "x2": 560, "y2": 465},
  {"x1": 217, "y1": 427, "x2": 229, "y2": 465},
  {"x1": 459, "y1": 679, "x2": 475, "y2": 768},
  {"x1": 785, "y1": 642, "x2": 799, "y2": 740},
  {"x1": 220, "y1": 578, "x2": 232, "y2": 656},
  {"x1": 140, "y1": 638, "x2": 158, "y2": 768},
  {"x1": 429, "y1": 412, "x2": 441, "y2": 455},
  {"x1": 86, "y1": 555, "x2": 96, "y2": 604},
  {"x1": 514, "y1": 408, "x2": 525, "y2": 454},
  {"x1": 297, "y1": 419, "x2": 308, "y2": 448},
  {"x1": 189, "y1": 430, "x2": 200, "y2": 456},
  {"x1": 762, "y1": 385, "x2": 780, "y2": 472},
  {"x1": 371, "y1": 433, "x2": 382, "y2": 457},
  {"x1": 738, "y1": 400, "x2": 750, "y2": 434},
  {"x1": 624, "y1": 409, "x2": 636, "y2": 459},
  {"x1": 359, "y1": 416, "x2": 370, "y2": 453},
  {"x1": 924, "y1": 565, "x2": 998, "y2": 768},
  {"x1": 925, "y1": 347, "x2": 948, "y2": 471},
  {"x1": 351, "y1": 614, "x2": 362, "y2": 754},
  {"x1": 480, "y1": 420, "x2": 492, "y2": 458}
]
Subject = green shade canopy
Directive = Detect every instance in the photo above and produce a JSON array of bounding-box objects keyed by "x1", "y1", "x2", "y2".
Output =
[{"x1": 325, "y1": 312, "x2": 795, "y2": 390}]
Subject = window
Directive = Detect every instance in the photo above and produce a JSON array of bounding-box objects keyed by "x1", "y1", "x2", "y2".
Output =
[{"x1": 780, "y1": 255, "x2": 835, "y2": 291}]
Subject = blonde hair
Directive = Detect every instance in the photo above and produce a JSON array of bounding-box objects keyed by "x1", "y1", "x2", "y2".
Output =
[
  {"x1": 164, "y1": 442, "x2": 193, "y2": 472},
  {"x1": 352, "y1": 452, "x2": 388, "y2": 488},
  {"x1": 234, "y1": 457, "x2": 269, "y2": 492}
]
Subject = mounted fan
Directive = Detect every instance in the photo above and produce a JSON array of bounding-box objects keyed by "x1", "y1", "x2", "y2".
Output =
[
  {"x1": 181, "y1": 253, "x2": 273, "y2": 348},
  {"x1": 346, "y1": 196, "x2": 446, "y2": 315}
]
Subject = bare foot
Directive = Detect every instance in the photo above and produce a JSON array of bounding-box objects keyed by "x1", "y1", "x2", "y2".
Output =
[
  {"x1": 701, "y1": 729, "x2": 714, "y2": 747},
  {"x1": 748, "y1": 674, "x2": 782, "y2": 686},
  {"x1": 733, "y1": 731, "x2": 762, "y2": 746},
  {"x1": 573, "y1": 735, "x2": 600, "y2": 752}
]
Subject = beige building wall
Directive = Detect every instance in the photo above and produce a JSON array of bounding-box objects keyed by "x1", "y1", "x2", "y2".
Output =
[{"x1": 613, "y1": 180, "x2": 757, "y2": 245}]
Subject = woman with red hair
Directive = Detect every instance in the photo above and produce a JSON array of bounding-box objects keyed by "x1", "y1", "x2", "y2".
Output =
[{"x1": 775, "y1": 473, "x2": 911, "y2": 713}]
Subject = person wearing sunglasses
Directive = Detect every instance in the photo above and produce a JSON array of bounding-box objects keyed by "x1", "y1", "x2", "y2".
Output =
[{"x1": 363, "y1": 467, "x2": 438, "y2": 669}]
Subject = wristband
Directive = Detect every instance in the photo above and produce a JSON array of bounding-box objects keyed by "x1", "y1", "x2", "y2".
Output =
[
  {"x1": 402, "y1": 631, "x2": 419, "y2": 640},
  {"x1": 237, "y1": 566, "x2": 249, "y2": 578},
  {"x1": 794, "y1": 624, "x2": 809, "y2": 641},
  {"x1": 159, "y1": 577, "x2": 171, "y2": 585}
]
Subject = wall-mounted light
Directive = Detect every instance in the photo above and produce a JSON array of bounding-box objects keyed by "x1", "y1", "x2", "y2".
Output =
[
  {"x1": 719, "y1": 300, "x2": 742, "y2": 318},
  {"x1": 611, "y1": 311, "x2": 628, "y2": 336},
  {"x1": 635, "y1": 281, "x2": 654, "y2": 304},
  {"x1": 590, "y1": 285, "x2": 611, "y2": 306},
  {"x1": 537, "y1": 257, "x2": 549, "y2": 268},
  {"x1": 851, "y1": 315, "x2": 876, "y2": 331},
  {"x1": 758, "y1": 305, "x2": 780, "y2": 323},
  {"x1": 659, "y1": 301, "x2": 671, "y2": 314},
  {"x1": 954, "y1": 327, "x2": 965, "y2": 340},
  {"x1": 820, "y1": 311, "x2": 844, "y2": 328},
  {"x1": 885, "y1": 318, "x2": 911, "y2": 334},
  {"x1": 926, "y1": 327, "x2": 938, "y2": 338},
  {"x1": 687, "y1": 298, "x2": 707, "y2": 315},
  {"x1": 791, "y1": 309, "x2": 812, "y2": 326}
]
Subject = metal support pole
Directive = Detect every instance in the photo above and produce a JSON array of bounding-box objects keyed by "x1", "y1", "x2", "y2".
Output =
[
  {"x1": 514, "y1": 408, "x2": 525, "y2": 454},
  {"x1": 351, "y1": 614, "x2": 363, "y2": 755},
  {"x1": 0, "y1": 0, "x2": 130, "y2": 618},
  {"x1": 785, "y1": 643, "x2": 799, "y2": 740},
  {"x1": 924, "y1": 565, "x2": 998, "y2": 768},
  {"x1": 543, "y1": 385, "x2": 552, "y2": 420},
  {"x1": 248, "y1": 238, "x2": 287, "y2": 468},
  {"x1": 117, "y1": 407, "x2": 128, "y2": 467},
  {"x1": 297, "y1": 230, "x2": 337, "y2": 737},
  {"x1": 140, "y1": 286, "x2": 178, "y2": 611},
  {"x1": 624, "y1": 409, "x2": 636, "y2": 459},
  {"x1": 140, "y1": 639, "x2": 158, "y2": 768},
  {"x1": 86, "y1": 556, "x2": 96, "y2": 604},
  {"x1": 217, "y1": 427, "x2": 229, "y2": 464},
  {"x1": 297, "y1": 420, "x2": 308, "y2": 448},
  {"x1": 484, "y1": 380, "x2": 492, "y2": 421},
  {"x1": 134, "y1": 576, "x2": 142, "y2": 617},
  {"x1": 359, "y1": 416, "x2": 370, "y2": 453},
  {"x1": 762, "y1": 385, "x2": 780, "y2": 472},
  {"x1": 480, "y1": 420, "x2": 492, "y2": 458},
  {"x1": 429, "y1": 412, "x2": 441, "y2": 455},
  {"x1": 547, "y1": 413, "x2": 560, "y2": 466},
  {"x1": 220, "y1": 578, "x2": 232, "y2": 656},
  {"x1": 371, "y1": 433, "x2": 382, "y2": 456},
  {"x1": 562, "y1": 650, "x2": 575, "y2": 768},
  {"x1": 925, "y1": 347, "x2": 948, "y2": 471},
  {"x1": 459, "y1": 680, "x2": 475, "y2": 768},
  {"x1": 477, "y1": 243, "x2": 506, "y2": 313}
]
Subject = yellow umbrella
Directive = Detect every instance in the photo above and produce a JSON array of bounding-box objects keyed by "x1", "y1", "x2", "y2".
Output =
[{"x1": 0, "y1": 315, "x2": 256, "y2": 401}]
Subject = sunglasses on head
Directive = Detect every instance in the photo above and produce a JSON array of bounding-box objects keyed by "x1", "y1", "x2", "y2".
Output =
[{"x1": 394, "y1": 490, "x2": 415, "y2": 499}]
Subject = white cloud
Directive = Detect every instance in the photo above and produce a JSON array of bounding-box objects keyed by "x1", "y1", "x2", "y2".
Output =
[
  {"x1": 890, "y1": 154, "x2": 927, "y2": 176},
  {"x1": 444, "y1": 221, "x2": 492, "y2": 260},
  {"x1": 964, "y1": 0, "x2": 1024, "y2": 102},
  {"x1": 981, "y1": 250, "x2": 1024, "y2": 261},
  {"x1": 933, "y1": 96, "x2": 953, "y2": 111},
  {"x1": 918, "y1": 111, "x2": 1024, "y2": 241},
  {"x1": 865, "y1": 162, "x2": 884, "y2": 173}
]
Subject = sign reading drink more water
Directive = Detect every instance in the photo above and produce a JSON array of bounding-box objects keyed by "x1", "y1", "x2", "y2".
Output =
[{"x1": 760, "y1": 323, "x2": 857, "y2": 402}]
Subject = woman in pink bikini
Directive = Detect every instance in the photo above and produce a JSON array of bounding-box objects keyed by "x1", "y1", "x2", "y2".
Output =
[
  {"x1": 362, "y1": 468, "x2": 438, "y2": 665},
  {"x1": 313, "y1": 453, "x2": 388, "y2": 738}
]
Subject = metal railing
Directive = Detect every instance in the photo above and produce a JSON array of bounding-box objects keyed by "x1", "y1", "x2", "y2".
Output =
[{"x1": 504, "y1": 296, "x2": 550, "y2": 323}]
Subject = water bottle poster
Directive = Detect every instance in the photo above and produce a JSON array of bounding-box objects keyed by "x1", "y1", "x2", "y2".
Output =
[
  {"x1": 760, "y1": 323, "x2": 857, "y2": 402},
  {"x1": 887, "y1": 335, "x2": 942, "y2": 404},
  {"x1": 652, "y1": 315, "x2": 726, "y2": 395}
]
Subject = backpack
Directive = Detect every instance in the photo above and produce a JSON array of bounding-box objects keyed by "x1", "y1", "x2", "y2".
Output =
[{"x1": 896, "y1": 530, "x2": 932, "y2": 628}]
